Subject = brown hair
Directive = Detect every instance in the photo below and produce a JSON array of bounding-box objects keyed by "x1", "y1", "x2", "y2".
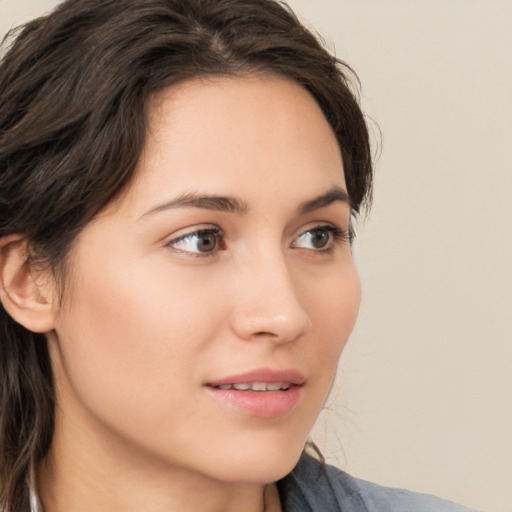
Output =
[{"x1": 0, "y1": 0, "x2": 373, "y2": 508}]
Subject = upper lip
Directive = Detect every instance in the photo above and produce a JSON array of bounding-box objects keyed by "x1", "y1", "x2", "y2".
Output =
[{"x1": 206, "y1": 368, "x2": 306, "y2": 387}]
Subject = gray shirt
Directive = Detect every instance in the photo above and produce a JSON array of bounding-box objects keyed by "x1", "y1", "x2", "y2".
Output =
[{"x1": 278, "y1": 454, "x2": 480, "y2": 512}]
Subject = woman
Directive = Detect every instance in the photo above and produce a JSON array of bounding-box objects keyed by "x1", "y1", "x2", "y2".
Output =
[{"x1": 0, "y1": 0, "x2": 478, "y2": 510}]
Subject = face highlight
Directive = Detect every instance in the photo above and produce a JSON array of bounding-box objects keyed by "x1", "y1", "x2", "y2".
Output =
[{"x1": 45, "y1": 75, "x2": 361, "y2": 486}]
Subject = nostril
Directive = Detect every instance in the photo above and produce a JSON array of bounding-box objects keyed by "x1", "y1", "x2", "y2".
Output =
[{"x1": 253, "y1": 331, "x2": 275, "y2": 337}]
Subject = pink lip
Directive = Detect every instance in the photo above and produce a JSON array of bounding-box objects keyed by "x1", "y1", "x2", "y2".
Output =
[
  {"x1": 207, "y1": 368, "x2": 306, "y2": 387},
  {"x1": 205, "y1": 368, "x2": 305, "y2": 418}
]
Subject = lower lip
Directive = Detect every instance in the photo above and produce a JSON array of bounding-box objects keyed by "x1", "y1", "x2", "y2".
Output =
[{"x1": 205, "y1": 385, "x2": 302, "y2": 418}]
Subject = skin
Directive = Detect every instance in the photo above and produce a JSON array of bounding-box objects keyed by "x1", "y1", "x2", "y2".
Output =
[{"x1": 36, "y1": 75, "x2": 361, "y2": 511}]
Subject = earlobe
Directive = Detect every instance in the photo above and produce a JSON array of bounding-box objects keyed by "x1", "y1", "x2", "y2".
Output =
[{"x1": 0, "y1": 235, "x2": 56, "y2": 333}]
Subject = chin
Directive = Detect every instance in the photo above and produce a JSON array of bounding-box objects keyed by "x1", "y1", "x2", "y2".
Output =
[{"x1": 203, "y1": 438, "x2": 306, "y2": 484}]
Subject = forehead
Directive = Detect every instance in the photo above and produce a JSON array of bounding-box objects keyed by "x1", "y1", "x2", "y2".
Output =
[{"x1": 121, "y1": 74, "x2": 346, "y2": 214}]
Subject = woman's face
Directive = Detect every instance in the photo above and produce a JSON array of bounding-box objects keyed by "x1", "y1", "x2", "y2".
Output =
[{"x1": 46, "y1": 75, "x2": 361, "y2": 484}]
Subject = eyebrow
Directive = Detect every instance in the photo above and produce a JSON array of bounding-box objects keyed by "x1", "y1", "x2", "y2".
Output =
[
  {"x1": 140, "y1": 186, "x2": 352, "y2": 219},
  {"x1": 297, "y1": 187, "x2": 353, "y2": 214},
  {"x1": 141, "y1": 192, "x2": 249, "y2": 218}
]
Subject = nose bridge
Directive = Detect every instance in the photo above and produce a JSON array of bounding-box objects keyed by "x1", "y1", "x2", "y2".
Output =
[{"x1": 230, "y1": 246, "x2": 312, "y2": 343}]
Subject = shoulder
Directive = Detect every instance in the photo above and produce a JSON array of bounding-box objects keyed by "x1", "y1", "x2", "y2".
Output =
[{"x1": 277, "y1": 453, "x2": 481, "y2": 512}]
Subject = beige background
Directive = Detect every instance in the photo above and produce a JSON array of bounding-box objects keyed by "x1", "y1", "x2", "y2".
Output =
[{"x1": 1, "y1": 1, "x2": 511, "y2": 511}]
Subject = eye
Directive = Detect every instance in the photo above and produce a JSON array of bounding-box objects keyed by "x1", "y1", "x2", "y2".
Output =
[
  {"x1": 293, "y1": 225, "x2": 348, "y2": 252},
  {"x1": 167, "y1": 228, "x2": 224, "y2": 255}
]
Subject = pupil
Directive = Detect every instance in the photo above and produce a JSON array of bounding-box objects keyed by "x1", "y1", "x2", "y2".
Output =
[
  {"x1": 198, "y1": 232, "x2": 216, "y2": 252},
  {"x1": 312, "y1": 230, "x2": 329, "y2": 248}
]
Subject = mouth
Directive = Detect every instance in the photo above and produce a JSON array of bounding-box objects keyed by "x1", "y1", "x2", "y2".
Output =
[
  {"x1": 212, "y1": 382, "x2": 293, "y2": 392},
  {"x1": 207, "y1": 368, "x2": 306, "y2": 388},
  {"x1": 205, "y1": 369, "x2": 305, "y2": 418}
]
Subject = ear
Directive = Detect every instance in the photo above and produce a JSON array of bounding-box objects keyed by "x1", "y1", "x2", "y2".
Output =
[{"x1": 0, "y1": 235, "x2": 57, "y2": 333}]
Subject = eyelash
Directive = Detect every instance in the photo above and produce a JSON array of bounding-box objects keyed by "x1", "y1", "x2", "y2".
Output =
[{"x1": 166, "y1": 224, "x2": 351, "y2": 257}]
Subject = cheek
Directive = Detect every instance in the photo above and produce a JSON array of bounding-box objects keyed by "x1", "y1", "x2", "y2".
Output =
[
  {"x1": 296, "y1": 262, "x2": 361, "y2": 404},
  {"x1": 51, "y1": 256, "x2": 226, "y2": 435},
  {"x1": 307, "y1": 262, "x2": 360, "y2": 351}
]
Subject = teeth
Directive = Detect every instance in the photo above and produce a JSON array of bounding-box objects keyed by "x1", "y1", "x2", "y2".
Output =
[
  {"x1": 215, "y1": 382, "x2": 292, "y2": 391},
  {"x1": 233, "y1": 383, "x2": 251, "y2": 391},
  {"x1": 266, "y1": 382, "x2": 291, "y2": 391}
]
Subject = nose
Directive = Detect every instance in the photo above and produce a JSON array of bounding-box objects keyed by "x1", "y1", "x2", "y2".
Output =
[{"x1": 229, "y1": 253, "x2": 312, "y2": 344}]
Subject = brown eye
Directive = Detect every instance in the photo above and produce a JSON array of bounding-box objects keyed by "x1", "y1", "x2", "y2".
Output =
[
  {"x1": 295, "y1": 228, "x2": 331, "y2": 249},
  {"x1": 169, "y1": 228, "x2": 222, "y2": 254},
  {"x1": 294, "y1": 225, "x2": 346, "y2": 251},
  {"x1": 308, "y1": 229, "x2": 330, "y2": 249},
  {"x1": 196, "y1": 231, "x2": 217, "y2": 252}
]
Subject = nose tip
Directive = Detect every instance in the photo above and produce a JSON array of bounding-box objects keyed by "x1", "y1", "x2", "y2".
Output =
[
  {"x1": 230, "y1": 270, "x2": 313, "y2": 344},
  {"x1": 232, "y1": 306, "x2": 312, "y2": 344}
]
